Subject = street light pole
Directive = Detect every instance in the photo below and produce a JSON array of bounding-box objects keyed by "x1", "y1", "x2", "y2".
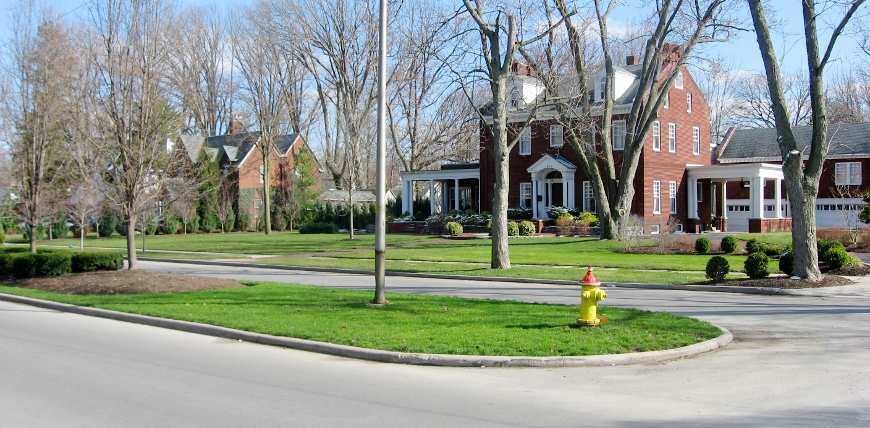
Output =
[{"x1": 372, "y1": 0, "x2": 388, "y2": 305}]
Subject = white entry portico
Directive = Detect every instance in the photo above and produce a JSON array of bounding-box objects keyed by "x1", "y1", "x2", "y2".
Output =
[
  {"x1": 527, "y1": 154, "x2": 577, "y2": 219},
  {"x1": 686, "y1": 163, "x2": 788, "y2": 232},
  {"x1": 398, "y1": 166, "x2": 480, "y2": 215}
]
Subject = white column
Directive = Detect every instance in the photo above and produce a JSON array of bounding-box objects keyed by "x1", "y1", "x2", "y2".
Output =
[
  {"x1": 688, "y1": 177, "x2": 699, "y2": 219},
  {"x1": 750, "y1": 177, "x2": 764, "y2": 218},
  {"x1": 721, "y1": 181, "x2": 728, "y2": 219},
  {"x1": 531, "y1": 177, "x2": 539, "y2": 219},
  {"x1": 454, "y1": 178, "x2": 460, "y2": 211},
  {"x1": 564, "y1": 172, "x2": 575, "y2": 209},
  {"x1": 774, "y1": 178, "x2": 783, "y2": 218},
  {"x1": 429, "y1": 180, "x2": 436, "y2": 214}
]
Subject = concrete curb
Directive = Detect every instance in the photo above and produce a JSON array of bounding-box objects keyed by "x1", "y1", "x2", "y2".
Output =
[
  {"x1": 0, "y1": 292, "x2": 732, "y2": 368},
  {"x1": 138, "y1": 257, "x2": 800, "y2": 296}
]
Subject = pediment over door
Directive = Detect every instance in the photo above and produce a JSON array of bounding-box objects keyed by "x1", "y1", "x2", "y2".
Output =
[{"x1": 527, "y1": 154, "x2": 577, "y2": 174}]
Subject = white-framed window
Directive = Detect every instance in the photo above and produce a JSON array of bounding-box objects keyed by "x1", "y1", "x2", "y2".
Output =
[
  {"x1": 596, "y1": 76, "x2": 607, "y2": 101},
  {"x1": 259, "y1": 164, "x2": 265, "y2": 184},
  {"x1": 520, "y1": 182, "x2": 532, "y2": 208},
  {"x1": 583, "y1": 181, "x2": 597, "y2": 213},
  {"x1": 687, "y1": 93, "x2": 693, "y2": 113},
  {"x1": 519, "y1": 128, "x2": 531, "y2": 155},
  {"x1": 550, "y1": 125, "x2": 563, "y2": 147},
  {"x1": 697, "y1": 181, "x2": 704, "y2": 202},
  {"x1": 652, "y1": 121, "x2": 661, "y2": 151},
  {"x1": 669, "y1": 181, "x2": 677, "y2": 214},
  {"x1": 653, "y1": 180, "x2": 661, "y2": 214},
  {"x1": 692, "y1": 126, "x2": 701, "y2": 155},
  {"x1": 675, "y1": 71, "x2": 684, "y2": 89},
  {"x1": 253, "y1": 198, "x2": 263, "y2": 213},
  {"x1": 612, "y1": 120, "x2": 626, "y2": 150},
  {"x1": 651, "y1": 224, "x2": 661, "y2": 234},
  {"x1": 664, "y1": 91, "x2": 670, "y2": 108},
  {"x1": 835, "y1": 162, "x2": 862, "y2": 185},
  {"x1": 668, "y1": 123, "x2": 676, "y2": 152},
  {"x1": 676, "y1": 223, "x2": 684, "y2": 232}
]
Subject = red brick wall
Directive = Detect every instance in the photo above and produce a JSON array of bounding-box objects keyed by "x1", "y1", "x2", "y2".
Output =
[{"x1": 479, "y1": 66, "x2": 712, "y2": 234}]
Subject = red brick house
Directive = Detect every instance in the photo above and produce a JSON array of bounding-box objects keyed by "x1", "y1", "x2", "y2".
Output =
[
  {"x1": 176, "y1": 121, "x2": 313, "y2": 223},
  {"x1": 401, "y1": 57, "x2": 714, "y2": 234},
  {"x1": 714, "y1": 123, "x2": 870, "y2": 232}
]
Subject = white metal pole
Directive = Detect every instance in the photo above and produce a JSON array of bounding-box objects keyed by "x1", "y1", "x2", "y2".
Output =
[{"x1": 373, "y1": 0, "x2": 388, "y2": 304}]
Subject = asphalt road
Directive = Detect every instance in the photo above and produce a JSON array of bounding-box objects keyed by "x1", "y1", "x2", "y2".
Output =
[{"x1": 1, "y1": 260, "x2": 869, "y2": 427}]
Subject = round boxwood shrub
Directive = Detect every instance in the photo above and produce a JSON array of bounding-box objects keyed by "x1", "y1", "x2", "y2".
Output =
[
  {"x1": 822, "y1": 247, "x2": 852, "y2": 269},
  {"x1": 705, "y1": 255, "x2": 730, "y2": 281},
  {"x1": 71, "y1": 252, "x2": 124, "y2": 273},
  {"x1": 745, "y1": 239, "x2": 764, "y2": 254},
  {"x1": 518, "y1": 220, "x2": 536, "y2": 236},
  {"x1": 507, "y1": 221, "x2": 519, "y2": 236},
  {"x1": 744, "y1": 252, "x2": 770, "y2": 278},
  {"x1": 817, "y1": 239, "x2": 845, "y2": 256},
  {"x1": 444, "y1": 222, "x2": 463, "y2": 236},
  {"x1": 695, "y1": 237, "x2": 712, "y2": 253},
  {"x1": 779, "y1": 251, "x2": 794, "y2": 276},
  {"x1": 299, "y1": 222, "x2": 338, "y2": 234},
  {"x1": 12, "y1": 252, "x2": 72, "y2": 279},
  {"x1": 721, "y1": 236, "x2": 739, "y2": 253}
]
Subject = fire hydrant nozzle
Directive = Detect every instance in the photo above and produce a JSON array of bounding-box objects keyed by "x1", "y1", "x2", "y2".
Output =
[{"x1": 577, "y1": 266, "x2": 607, "y2": 326}]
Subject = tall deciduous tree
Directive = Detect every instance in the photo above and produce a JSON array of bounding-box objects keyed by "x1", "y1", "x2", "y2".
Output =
[
  {"x1": 3, "y1": 4, "x2": 75, "y2": 253},
  {"x1": 747, "y1": 0, "x2": 866, "y2": 281},
  {"x1": 462, "y1": 0, "x2": 563, "y2": 269},
  {"x1": 88, "y1": 0, "x2": 180, "y2": 269}
]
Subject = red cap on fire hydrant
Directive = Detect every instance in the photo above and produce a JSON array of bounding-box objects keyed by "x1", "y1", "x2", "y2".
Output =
[{"x1": 579, "y1": 266, "x2": 601, "y2": 286}]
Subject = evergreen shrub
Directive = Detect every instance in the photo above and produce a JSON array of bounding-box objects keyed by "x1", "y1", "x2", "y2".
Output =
[
  {"x1": 71, "y1": 252, "x2": 124, "y2": 273},
  {"x1": 779, "y1": 251, "x2": 794, "y2": 275},
  {"x1": 745, "y1": 239, "x2": 764, "y2": 254},
  {"x1": 705, "y1": 255, "x2": 730, "y2": 281},
  {"x1": 507, "y1": 221, "x2": 519, "y2": 236},
  {"x1": 12, "y1": 252, "x2": 72, "y2": 279},
  {"x1": 98, "y1": 214, "x2": 116, "y2": 237},
  {"x1": 444, "y1": 222, "x2": 463, "y2": 236},
  {"x1": 822, "y1": 247, "x2": 852, "y2": 269},
  {"x1": 299, "y1": 222, "x2": 338, "y2": 234},
  {"x1": 518, "y1": 220, "x2": 536, "y2": 236},
  {"x1": 695, "y1": 237, "x2": 712, "y2": 253},
  {"x1": 720, "y1": 235, "x2": 739, "y2": 253},
  {"x1": 744, "y1": 252, "x2": 770, "y2": 278}
]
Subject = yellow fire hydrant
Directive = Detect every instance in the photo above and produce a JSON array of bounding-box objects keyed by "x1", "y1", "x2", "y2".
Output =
[{"x1": 577, "y1": 266, "x2": 607, "y2": 326}]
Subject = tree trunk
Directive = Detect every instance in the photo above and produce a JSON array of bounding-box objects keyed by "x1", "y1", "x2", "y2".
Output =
[
  {"x1": 127, "y1": 216, "x2": 138, "y2": 270},
  {"x1": 29, "y1": 224, "x2": 37, "y2": 254},
  {"x1": 263, "y1": 154, "x2": 271, "y2": 235},
  {"x1": 490, "y1": 142, "x2": 511, "y2": 269}
]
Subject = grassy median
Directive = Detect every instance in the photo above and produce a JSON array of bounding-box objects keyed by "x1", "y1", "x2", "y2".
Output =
[{"x1": 0, "y1": 281, "x2": 721, "y2": 356}]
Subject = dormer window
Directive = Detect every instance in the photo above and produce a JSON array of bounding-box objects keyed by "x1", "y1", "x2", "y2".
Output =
[{"x1": 596, "y1": 76, "x2": 607, "y2": 101}]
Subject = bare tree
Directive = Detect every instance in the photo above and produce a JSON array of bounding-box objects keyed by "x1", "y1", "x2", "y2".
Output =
[
  {"x1": 730, "y1": 71, "x2": 813, "y2": 128},
  {"x1": 88, "y1": 0, "x2": 180, "y2": 269},
  {"x1": 537, "y1": 0, "x2": 732, "y2": 239},
  {"x1": 695, "y1": 57, "x2": 741, "y2": 145},
  {"x1": 747, "y1": 0, "x2": 866, "y2": 281},
  {"x1": 233, "y1": 1, "x2": 297, "y2": 234},
  {"x1": 171, "y1": 5, "x2": 232, "y2": 137},
  {"x1": 2, "y1": 4, "x2": 75, "y2": 253},
  {"x1": 826, "y1": 71, "x2": 870, "y2": 123}
]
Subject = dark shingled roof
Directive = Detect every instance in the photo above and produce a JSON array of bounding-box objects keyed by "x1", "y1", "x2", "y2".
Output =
[
  {"x1": 202, "y1": 132, "x2": 301, "y2": 163},
  {"x1": 720, "y1": 122, "x2": 870, "y2": 160}
]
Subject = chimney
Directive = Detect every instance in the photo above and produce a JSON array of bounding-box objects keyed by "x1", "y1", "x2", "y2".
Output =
[
  {"x1": 227, "y1": 114, "x2": 246, "y2": 135},
  {"x1": 511, "y1": 62, "x2": 537, "y2": 77},
  {"x1": 626, "y1": 55, "x2": 638, "y2": 66}
]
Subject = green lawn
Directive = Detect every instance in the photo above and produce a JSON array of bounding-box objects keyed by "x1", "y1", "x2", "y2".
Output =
[
  {"x1": 733, "y1": 232, "x2": 792, "y2": 247},
  {"x1": 253, "y1": 257, "x2": 718, "y2": 283},
  {"x1": 14, "y1": 231, "x2": 440, "y2": 255},
  {"x1": 0, "y1": 282, "x2": 722, "y2": 356}
]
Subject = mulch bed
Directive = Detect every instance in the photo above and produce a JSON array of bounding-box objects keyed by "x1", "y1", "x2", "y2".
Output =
[{"x1": 1, "y1": 270, "x2": 244, "y2": 295}]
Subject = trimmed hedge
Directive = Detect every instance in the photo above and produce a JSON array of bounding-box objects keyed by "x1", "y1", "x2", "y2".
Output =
[
  {"x1": 71, "y1": 252, "x2": 124, "y2": 273},
  {"x1": 299, "y1": 222, "x2": 338, "y2": 234},
  {"x1": 721, "y1": 236, "x2": 739, "y2": 253},
  {"x1": 745, "y1": 252, "x2": 770, "y2": 278},
  {"x1": 12, "y1": 253, "x2": 72, "y2": 279},
  {"x1": 705, "y1": 256, "x2": 730, "y2": 281},
  {"x1": 444, "y1": 222, "x2": 463, "y2": 236},
  {"x1": 695, "y1": 237, "x2": 711, "y2": 253}
]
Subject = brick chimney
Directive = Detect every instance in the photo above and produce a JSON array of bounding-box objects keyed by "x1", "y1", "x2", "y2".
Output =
[
  {"x1": 626, "y1": 55, "x2": 638, "y2": 66},
  {"x1": 511, "y1": 62, "x2": 537, "y2": 77},
  {"x1": 227, "y1": 114, "x2": 246, "y2": 135}
]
